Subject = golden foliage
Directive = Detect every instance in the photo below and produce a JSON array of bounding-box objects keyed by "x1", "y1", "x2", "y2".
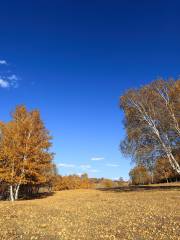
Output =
[
  {"x1": 52, "y1": 174, "x2": 93, "y2": 191},
  {"x1": 0, "y1": 105, "x2": 54, "y2": 200},
  {"x1": 129, "y1": 166, "x2": 150, "y2": 185}
]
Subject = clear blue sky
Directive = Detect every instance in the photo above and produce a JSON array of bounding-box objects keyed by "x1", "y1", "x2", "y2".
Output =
[{"x1": 0, "y1": 1, "x2": 180, "y2": 180}]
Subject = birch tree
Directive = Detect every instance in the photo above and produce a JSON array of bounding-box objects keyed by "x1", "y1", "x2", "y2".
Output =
[
  {"x1": 120, "y1": 79, "x2": 180, "y2": 174},
  {"x1": 0, "y1": 105, "x2": 54, "y2": 201}
]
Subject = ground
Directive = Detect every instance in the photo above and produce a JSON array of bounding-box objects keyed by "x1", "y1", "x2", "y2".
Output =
[{"x1": 0, "y1": 185, "x2": 180, "y2": 240}]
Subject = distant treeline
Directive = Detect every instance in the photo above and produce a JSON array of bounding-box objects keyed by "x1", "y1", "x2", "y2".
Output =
[{"x1": 52, "y1": 173, "x2": 126, "y2": 190}]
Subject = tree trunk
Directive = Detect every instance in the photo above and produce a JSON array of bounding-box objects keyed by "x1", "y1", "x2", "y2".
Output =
[
  {"x1": 151, "y1": 173, "x2": 154, "y2": 184},
  {"x1": 130, "y1": 98, "x2": 180, "y2": 175},
  {"x1": 167, "y1": 153, "x2": 180, "y2": 175},
  {"x1": 9, "y1": 185, "x2": 14, "y2": 202},
  {"x1": 15, "y1": 184, "x2": 20, "y2": 200}
]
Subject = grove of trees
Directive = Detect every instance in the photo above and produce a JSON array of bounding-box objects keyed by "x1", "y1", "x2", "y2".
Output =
[
  {"x1": 52, "y1": 173, "x2": 125, "y2": 190},
  {"x1": 129, "y1": 158, "x2": 180, "y2": 185},
  {"x1": 129, "y1": 166, "x2": 150, "y2": 185},
  {"x1": 52, "y1": 173, "x2": 93, "y2": 190}
]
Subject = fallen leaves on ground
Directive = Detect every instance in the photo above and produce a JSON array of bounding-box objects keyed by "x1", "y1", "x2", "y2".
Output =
[{"x1": 0, "y1": 188, "x2": 179, "y2": 240}]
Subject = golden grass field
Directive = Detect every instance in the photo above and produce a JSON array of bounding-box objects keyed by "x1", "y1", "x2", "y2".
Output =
[{"x1": 0, "y1": 185, "x2": 180, "y2": 240}]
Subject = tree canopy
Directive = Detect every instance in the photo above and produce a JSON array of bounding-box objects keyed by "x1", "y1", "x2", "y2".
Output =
[
  {"x1": 0, "y1": 105, "x2": 54, "y2": 201},
  {"x1": 120, "y1": 79, "x2": 180, "y2": 174}
]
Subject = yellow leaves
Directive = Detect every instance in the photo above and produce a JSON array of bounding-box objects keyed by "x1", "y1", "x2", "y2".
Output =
[
  {"x1": 0, "y1": 105, "x2": 53, "y2": 189},
  {"x1": 0, "y1": 188, "x2": 179, "y2": 239},
  {"x1": 53, "y1": 175, "x2": 93, "y2": 191}
]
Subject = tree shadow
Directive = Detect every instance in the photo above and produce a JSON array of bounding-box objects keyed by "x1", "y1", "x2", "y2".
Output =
[
  {"x1": 0, "y1": 191, "x2": 55, "y2": 201},
  {"x1": 19, "y1": 191, "x2": 55, "y2": 200},
  {"x1": 97, "y1": 185, "x2": 180, "y2": 193}
]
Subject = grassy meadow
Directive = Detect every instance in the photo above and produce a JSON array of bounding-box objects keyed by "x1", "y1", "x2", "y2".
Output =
[{"x1": 0, "y1": 184, "x2": 180, "y2": 240}]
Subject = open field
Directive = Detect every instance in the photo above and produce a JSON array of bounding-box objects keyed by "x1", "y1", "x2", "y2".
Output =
[{"x1": 0, "y1": 186, "x2": 180, "y2": 240}]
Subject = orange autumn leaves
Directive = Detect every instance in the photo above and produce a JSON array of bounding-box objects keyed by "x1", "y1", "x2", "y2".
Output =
[{"x1": 0, "y1": 105, "x2": 54, "y2": 200}]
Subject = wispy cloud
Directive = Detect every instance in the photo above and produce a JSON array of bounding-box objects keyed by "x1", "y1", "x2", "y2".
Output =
[
  {"x1": 79, "y1": 164, "x2": 91, "y2": 169},
  {"x1": 0, "y1": 75, "x2": 19, "y2": 89},
  {"x1": 58, "y1": 163, "x2": 76, "y2": 168},
  {"x1": 57, "y1": 163, "x2": 100, "y2": 175},
  {"x1": 0, "y1": 58, "x2": 19, "y2": 89},
  {"x1": 8, "y1": 74, "x2": 18, "y2": 81},
  {"x1": 91, "y1": 157, "x2": 104, "y2": 161},
  {"x1": 106, "y1": 163, "x2": 120, "y2": 167},
  {"x1": 7, "y1": 74, "x2": 19, "y2": 88},
  {"x1": 0, "y1": 60, "x2": 7, "y2": 65},
  {"x1": 0, "y1": 79, "x2": 9, "y2": 88}
]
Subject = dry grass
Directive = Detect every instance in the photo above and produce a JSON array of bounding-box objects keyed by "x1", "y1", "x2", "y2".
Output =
[{"x1": 0, "y1": 186, "x2": 180, "y2": 240}]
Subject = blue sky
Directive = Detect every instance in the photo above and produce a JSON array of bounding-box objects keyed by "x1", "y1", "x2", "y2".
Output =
[{"x1": 0, "y1": 1, "x2": 180, "y2": 180}]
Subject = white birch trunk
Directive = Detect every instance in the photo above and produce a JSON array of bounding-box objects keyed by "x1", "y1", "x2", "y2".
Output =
[
  {"x1": 10, "y1": 185, "x2": 14, "y2": 202},
  {"x1": 15, "y1": 184, "x2": 20, "y2": 200},
  {"x1": 156, "y1": 86, "x2": 180, "y2": 136},
  {"x1": 130, "y1": 98, "x2": 180, "y2": 175}
]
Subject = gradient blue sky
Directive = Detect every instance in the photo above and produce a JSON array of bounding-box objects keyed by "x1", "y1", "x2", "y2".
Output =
[{"x1": 0, "y1": 1, "x2": 180, "y2": 180}]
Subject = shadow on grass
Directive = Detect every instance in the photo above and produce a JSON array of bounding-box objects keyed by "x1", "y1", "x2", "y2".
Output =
[
  {"x1": 0, "y1": 191, "x2": 55, "y2": 201},
  {"x1": 19, "y1": 191, "x2": 55, "y2": 200},
  {"x1": 97, "y1": 185, "x2": 180, "y2": 193}
]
